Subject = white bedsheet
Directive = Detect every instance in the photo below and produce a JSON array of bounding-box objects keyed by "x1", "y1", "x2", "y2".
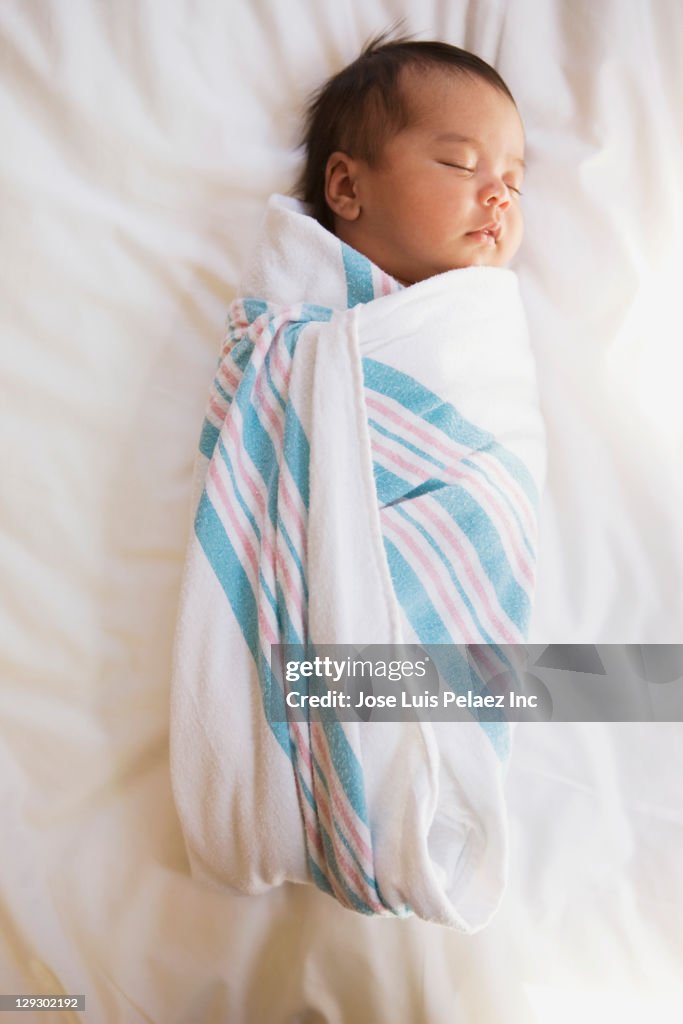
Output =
[{"x1": 2, "y1": 1, "x2": 682, "y2": 1021}]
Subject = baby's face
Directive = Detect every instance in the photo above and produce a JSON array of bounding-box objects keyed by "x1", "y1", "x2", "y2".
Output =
[{"x1": 327, "y1": 70, "x2": 526, "y2": 285}]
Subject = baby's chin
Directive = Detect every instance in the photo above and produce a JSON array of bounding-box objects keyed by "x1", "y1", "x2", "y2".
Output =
[
  {"x1": 458, "y1": 244, "x2": 520, "y2": 270},
  {"x1": 399, "y1": 256, "x2": 510, "y2": 285},
  {"x1": 399, "y1": 244, "x2": 521, "y2": 284}
]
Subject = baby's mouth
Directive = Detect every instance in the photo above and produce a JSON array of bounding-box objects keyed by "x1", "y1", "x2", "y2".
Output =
[{"x1": 466, "y1": 223, "x2": 501, "y2": 245}]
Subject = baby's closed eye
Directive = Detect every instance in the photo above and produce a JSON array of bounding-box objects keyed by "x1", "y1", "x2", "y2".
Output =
[
  {"x1": 439, "y1": 161, "x2": 524, "y2": 196},
  {"x1": 439, "y1": 162, "x2": 474, "y2": 171}
]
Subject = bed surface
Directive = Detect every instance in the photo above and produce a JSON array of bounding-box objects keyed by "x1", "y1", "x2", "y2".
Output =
[{"x1": 2, "y1": 1, "x2": 683, "y2": 1020}]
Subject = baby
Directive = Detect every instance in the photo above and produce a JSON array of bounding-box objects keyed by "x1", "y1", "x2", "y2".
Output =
[
  {"x1": 172, "y1": 30, "x2": 546, "y2": 927},
  {"x1": 293, "y1": 33, "x2": 525, "y2": 286}
]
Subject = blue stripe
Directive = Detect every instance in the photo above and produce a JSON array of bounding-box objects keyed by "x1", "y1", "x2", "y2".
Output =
[
  {"x1": 218, "y1": 436, "x2": 279, "y2": 617},
  {"x1": 265, "y1": 353, "x2": 287, "y2": 411},
  {"x1": 194, "y1": 504, "x2": 320, "y2": 821},
  {"x1": 278, "y1": 520, "x2": 309, "y2": 607},
  {"x1": 199, "y1": 418, "x2": 219, "y2": 461},
  {"x1": 315, "y1": 819, "x2": 376, "y2": 914},
  {"x1": 208, "y1": 400, "x2": 310, "y2": 619},
  {"x1": 392, "y1": 504, "x2": 507, "y2": 650},
  {"x1": 318, "y1": 716, "x2": 370, "y2": 824},
  {"x1": 362, "y1": 357, "x2": 539, "y2": 507},
  {"x1": 433, "y1": 487, "x2": 530, "y2": 632},
  {"x1": 275, "y1": 644, "x2": 371, "y2": 823},
  {"x1": 309, "y1": 858, "x2": 336, "y2": 897},
  {"x1": 242, "y1": 298, "x2": 269, "y2": 322},
  {"x1": 381, "y1": 536, "x2": 509, "y2": 757},
  {"x1": 194, "y1": 491, "x2": 289, "y2": 751},
  {"x1": 223, "y1": 323, "x2": 313, "y2": 635},
  {"x1": 310, "y1": 753, "x2": 385, "y2": 897},
  {"x1": 341, "y1": 242, "x2": 376, "y2": 306},
  {"x1": 463, "y1": 456, "x2": 536, "y2": 560},
  {"x1": 274, "y1": 582, "x2": 304, "y2": 646},
  {"x1": 196, "y1": 489, "x2": 348, "y2": 877},
  {"x1": 375, "y1": 463, "x2": 530, "y2": 633},
  {"x1": 383, "y1": 537, "x2": 452, "y2": 644},
  {"x1": 328, "y1": 811, "x2": 383, "y2": 899},
  {"x1": 229, "y1": 336, "x2": 255, "y2": 373},
  {"x1": 373, "y1": 463, "x2": 447, "y2": 505},
  {"x1": 368, "y1": 417, "x2": 447, "y2": 470},
  {"x1": 301, "y1": 302, "x2": 334, "y2": 323},
  {"x1": 213, "y1": 378, "x2": 232, "y2": 407},
  {"x1": 364, "y1": 358, "x2": 494, "y2": 448}
]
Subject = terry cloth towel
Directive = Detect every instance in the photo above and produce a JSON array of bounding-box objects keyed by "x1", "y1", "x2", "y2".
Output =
[{"x1": 170, "y1": 194, "x2": 546, "y2": 930}]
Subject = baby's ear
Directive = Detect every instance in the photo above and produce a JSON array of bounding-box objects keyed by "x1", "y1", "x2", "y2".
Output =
[{"x1": 324, "y1": 151, "x2": 361, "y2": 221}]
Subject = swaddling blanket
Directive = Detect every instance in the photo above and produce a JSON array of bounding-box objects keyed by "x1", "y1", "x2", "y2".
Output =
[{"x1": 170, "y1": 194, "x2": 545, "y2": 929}]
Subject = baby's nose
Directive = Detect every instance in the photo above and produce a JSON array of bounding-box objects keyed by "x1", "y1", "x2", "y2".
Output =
[{"x1": 480, "y1": 181, "x2": 510, "y2": 207}]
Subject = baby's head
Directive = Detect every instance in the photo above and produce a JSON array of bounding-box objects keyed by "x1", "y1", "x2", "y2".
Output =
[{"x1": 294, "y1": 33, "x2": 525, "y2": 285}]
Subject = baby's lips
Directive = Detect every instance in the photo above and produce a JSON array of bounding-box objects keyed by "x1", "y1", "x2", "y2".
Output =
[
  {"x1": 467, "y1": 221, "x2": 501, "y2": 240},
  {"x1": 466, "y1": 227, "x2": 499, "y2": 246}
]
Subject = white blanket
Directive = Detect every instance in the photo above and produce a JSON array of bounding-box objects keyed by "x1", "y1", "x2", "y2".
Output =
[{"x1": 170, "y1": 194, "x2": 545, "y2": 929}]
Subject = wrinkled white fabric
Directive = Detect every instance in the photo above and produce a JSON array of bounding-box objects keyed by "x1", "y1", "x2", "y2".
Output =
[{"x1": 2, "y1": 0, "x2": 682, "y2": 1020}]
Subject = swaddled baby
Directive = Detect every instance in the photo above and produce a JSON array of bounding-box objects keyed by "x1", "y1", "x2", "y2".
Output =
[
  {"x1": 170, "y1": 30, "x2": 545, "y2": 929},
  {"x1": 293, "y1": 31, "x2": 525, "y2": 285}
]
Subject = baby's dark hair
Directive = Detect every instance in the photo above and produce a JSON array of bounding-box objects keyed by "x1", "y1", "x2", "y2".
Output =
[{"x1": 292, "y1": 28, "x2": 516, "y2": 231}]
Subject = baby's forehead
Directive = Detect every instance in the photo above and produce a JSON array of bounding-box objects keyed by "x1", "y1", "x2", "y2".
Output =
[
  {"x1": 396, "y1": 67, "x2": 523, "y2": 143},
  {"x1": 398, "y1": 66, "x2": 472, "y2": 113}
]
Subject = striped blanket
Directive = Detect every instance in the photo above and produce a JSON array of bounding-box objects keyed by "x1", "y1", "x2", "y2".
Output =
[{"x1": 170, "y1": 194, "x2": 545, "y2": 929}]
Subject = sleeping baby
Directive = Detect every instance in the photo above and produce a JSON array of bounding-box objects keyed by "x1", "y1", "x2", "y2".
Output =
[
  {"x1": 294, "y1": 31, "x2": 526, "y2": 283},
  {"x1": 171, "y1": 32, "x2": 545, "y2": 929}
]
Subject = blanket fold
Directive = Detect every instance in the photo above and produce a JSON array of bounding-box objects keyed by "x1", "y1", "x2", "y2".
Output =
[{"x1": 170, "y1": 193, "x2": 545, "y2": 929}]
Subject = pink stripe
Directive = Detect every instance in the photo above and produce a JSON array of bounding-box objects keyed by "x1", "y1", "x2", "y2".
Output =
[
  {"x1": 228, "y1": 299, "x2": 249, "y2": 330},
  {"x1": 208, "y1": 462, "x2": 259, "y2": 577},
  {"x1": 268, "y1": 604, "x2": 374, "y2": 906},
  {"x1": 207, "y1": 465, "x2": 277, "y2": 644},
  {"x1": 208, "y1": 407, "x2": 306, "y2": 636},
  {"x1": 244, "y1": 374, "x2": 308, "y2": 627},
  {"x1": 274, "y1": 531, "x2": 305, "y2": 637},
  {"x1": 288, "y1": 718, "x2": 313, "y2": 774},
  {"x1": 287, "y1": 710, "x2": 380, "y2": 909},
  {"x1": 219, "y1": 363, "x2": 241, "y2": 393},
  {"x1": 312, "y1": 727, "x2": 374, "y2": 867},
  {"x1": 366, "y1": 392, "x2": 535, "y2": 540},
  {"x1": 476, "y1": 451, "x2": 535, "y2": 540},
  {"x1": 372, "y1": 434, "x2": 533, "y2": 588},
  {"x1": 258, "y1": 611, "x2": 277, "y2": 648},
  {"x1": 380, "y1": 270, "x2": 394, "y2": 296},
  {"x1": 223, "y1": 413, "x2": 267, "y2": 516},
  {"x1": 284, "y1": 722, "x2": 317, "y2": 844},
  {"x1": 256, "y1": 337, "x2": 309, "y2": 549},
  {"x1": 288, "y1": 725, "x2": 363, "y2": 907},
  {"x1": 252, "y1": 370, "x2": 308, "y2": 546},
  {"x1": 207, "y1": 393, "x2": 229, "y2": 429},
  {"x1": 383, "y1": 513, "x2": 475, "y2": 642},
  {"x1": 372, "y1": 436, "x2": 428, "y2": 481},
  {"x1": 222, "y1": 411, "x2": 306, "y2": 622},
  {"x1": 271, "y1": 336, "x2": 292, "y2": 388},
  {"x1": 366, "y1": 393, "x2": 462, "y2": 464},
  {"x1": 311, "y1": 775, "x2": 380, "y2": 908},
  {"x1": 384, "y1": 501, "x2": 520, "y2": 662},
  {"x1": 413, "y1": 500, "x2": 521, "y2": 645},
  {"x1": 253, "y1": 369, "x2": 284, "y2": 442},
  {"x1": 308, "y1": 733, "x2": 383, "y2": 911},
  {"x1": 249, "y1": 339, "x2": 309, "y2": 595}
]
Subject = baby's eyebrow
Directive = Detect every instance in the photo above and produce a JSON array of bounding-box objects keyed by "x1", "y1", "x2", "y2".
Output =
[
  {"x1": 433, "y1": 131, "x2": 478, "y2": 144},
  {"x1": 432, "y1": 131, "x2": 526, "y2": 170}
]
